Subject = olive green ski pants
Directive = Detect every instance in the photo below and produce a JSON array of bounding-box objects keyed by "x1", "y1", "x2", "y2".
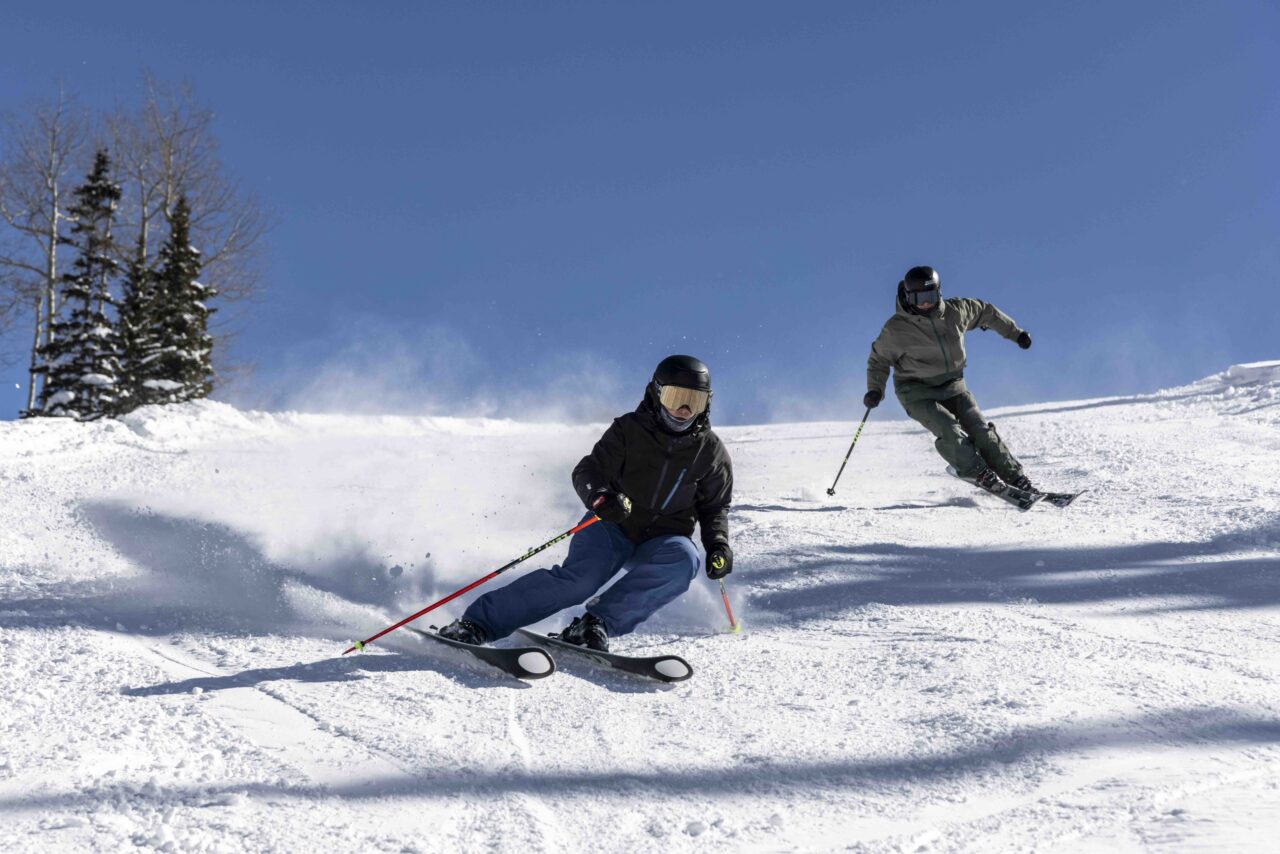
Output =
[{"x1": 900, "y1": 391, "x2": 1024, "y2": 481}]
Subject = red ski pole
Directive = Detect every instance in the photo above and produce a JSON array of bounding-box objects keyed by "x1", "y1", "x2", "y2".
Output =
[
  {"x1": 719, "y1": 578, "x2": 740, "y2": 633},
  {"x1": 343, "y1": 515, "x2": 601, "y2": 654}
]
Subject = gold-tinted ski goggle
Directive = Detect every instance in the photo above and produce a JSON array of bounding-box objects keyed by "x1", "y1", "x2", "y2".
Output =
[{"x1": 655, "y1": 383, "x2": 710, "y2": 417}]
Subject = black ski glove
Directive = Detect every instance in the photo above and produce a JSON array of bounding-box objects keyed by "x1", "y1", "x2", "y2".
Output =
[
  {"x1": 706, "y1": 544, "x2": 733, "y2": 579},
  {"x1": 1016, "y1": 331, "x2": 1032, "y2": 350},
  {"x1": 863, "y1": 389, "x2": 883, "y2": 409},
  {"x1": 590, "y1": 488, "x2": 632, "y2": 524}
]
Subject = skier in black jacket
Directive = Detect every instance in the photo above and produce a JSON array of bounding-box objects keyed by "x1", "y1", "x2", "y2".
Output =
[{"x1": 437, "y1": 355, "x2": 734, "y2": 651}]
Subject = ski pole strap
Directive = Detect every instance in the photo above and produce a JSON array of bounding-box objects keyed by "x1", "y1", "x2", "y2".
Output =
[{"x1": 343, "y1": 515, "x2": 601, "y2": 654}]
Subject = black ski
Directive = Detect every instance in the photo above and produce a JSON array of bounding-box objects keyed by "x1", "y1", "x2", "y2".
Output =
[
  {"x1": 410, "y1": 627, "x2": 555, "y2": 680},
  {"x1": 946, "y1": 466, "x2": 1044, "y2": 511},
  {"x1": 1038, "y1": 490, "x2": 1087, "y2": 509},
  {"x1": 514, "y1": 629, "x2": 692, "y2": 683}
]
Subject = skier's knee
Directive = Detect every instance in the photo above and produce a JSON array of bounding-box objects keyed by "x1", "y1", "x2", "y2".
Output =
[
  {"x1": 934, "y1": 435, "x2": 967, "y2": 457},
  {"x1": 656, "y1": 557, "x2": 698, "y2": 592},
  {"x1": 968, "y1": 419, "x2": 997, "y2": 446},
  {"x1": 648, "y1": 536, "x2": 699, "y2": 566}
]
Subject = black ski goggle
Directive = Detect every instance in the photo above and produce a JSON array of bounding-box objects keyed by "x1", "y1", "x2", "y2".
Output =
[{"x1": 904, "y1": 285, "x2": 940, "y2": 307}]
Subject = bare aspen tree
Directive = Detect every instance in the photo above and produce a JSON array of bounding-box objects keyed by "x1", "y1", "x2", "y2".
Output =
[
  {"x1": 107, "y1": 76, "x2": 269, "y2": 396},
  {"x1": 109, "y1": 75, "x2": 268, "y2": 303},
  {"x1": 0, "y1": 91, "x2": 88, "y2": 413}
]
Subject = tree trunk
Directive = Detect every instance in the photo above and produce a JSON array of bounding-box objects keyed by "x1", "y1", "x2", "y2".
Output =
[
  {"x1": 25, "y1": 295, "x2": 41, "y2": 414},
  {"x1": 45, "y1": 180, "x2": 58, "y2": 341},
  {"x1": 37, "y1": 188, "x2": 58, "y2": 413}
]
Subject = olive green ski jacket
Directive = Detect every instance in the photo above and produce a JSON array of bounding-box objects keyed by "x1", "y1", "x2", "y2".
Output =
[{"x1": 866, "y1": 297, "x2": 1025, "y2": 405}]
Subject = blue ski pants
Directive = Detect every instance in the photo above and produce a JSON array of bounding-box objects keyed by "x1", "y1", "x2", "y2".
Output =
[{"x1": 463, "y1": 515, "x2": 701, "y2": 641}]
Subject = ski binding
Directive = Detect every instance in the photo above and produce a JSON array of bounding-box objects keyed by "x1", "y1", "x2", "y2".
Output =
[
  {"x1": 411, "y1": 626, "x2": 555, "y2": 680},
  {"x1": 946, "y1": 466, "x2": 1044, "y2": 511}
]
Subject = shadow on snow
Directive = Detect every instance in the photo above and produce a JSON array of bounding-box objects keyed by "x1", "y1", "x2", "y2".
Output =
[
  {"x1": 0, "y1": 706, "x2": 1275, "y2": 811},
  {"x1": 743, "y1": 515, "x2": 1280, "y2": 617},
  {"x1": 0, "y1": 501, "x2": 535, "y2": 684}
]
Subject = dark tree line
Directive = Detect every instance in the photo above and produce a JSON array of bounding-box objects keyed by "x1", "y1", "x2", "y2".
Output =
[
  {"x1": 0, "y1": 78, "x2": 265, "y2": 419},
  {"x1": 35, "y1": 150, "x2": 213, "y2": 418}
]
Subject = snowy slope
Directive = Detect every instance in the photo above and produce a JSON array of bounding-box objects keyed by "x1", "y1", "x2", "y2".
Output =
[{"x1": 1, "y1": 363, "x2": 1278, "y2": 852}]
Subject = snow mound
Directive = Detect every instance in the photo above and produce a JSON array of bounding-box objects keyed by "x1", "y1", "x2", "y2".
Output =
[
  {"x1": 1225, "y1": 360, "x2": 1280, "y2": 385},
  {"x1": 118, "y1": 399, "x2": 268, "y2": 443},
  {"x1": 1156, "y1": 360, "x2": 1280, "y2": 405}
]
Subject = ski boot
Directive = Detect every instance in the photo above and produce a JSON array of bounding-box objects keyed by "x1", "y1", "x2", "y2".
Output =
[
  {"x1": 1009, "y1": 473, "x2": 1039, "y2": 494},
  {"x1": 559, "y1": 613, "x2": 609, "y2": 652},
  {"x1": 977, "y1": 466, "x2": 1042, "y2": 509},
  {"x1": 438, "y1": 618, "x2": 488, "y2": 646},
  {"x1": 973, "y1": 464, "x2": 1008, "y2": 494}
]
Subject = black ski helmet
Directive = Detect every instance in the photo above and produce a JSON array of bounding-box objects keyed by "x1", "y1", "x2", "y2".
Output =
[
  {"x1": 649, "y1": 354, "x2": 713, "y2": 422},
  {"x1": 902, "y1": 265, "x2": 940, "y2": 291},
  {"x1": 652, "y1": 354, "x2": 711, "y2": 392},
  {"x1": 898, "y1": 265, "x2": 942, "y2": 315}
]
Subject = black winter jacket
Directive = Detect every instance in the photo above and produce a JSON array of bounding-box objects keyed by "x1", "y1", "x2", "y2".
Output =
[{"x1": 572, "y1": 396, "x2": 732, "y2": 553}]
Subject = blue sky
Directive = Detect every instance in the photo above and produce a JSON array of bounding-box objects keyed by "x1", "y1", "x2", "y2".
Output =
[{"x1": 1, "y1": 1, "x2": 1276, "y2": 423}]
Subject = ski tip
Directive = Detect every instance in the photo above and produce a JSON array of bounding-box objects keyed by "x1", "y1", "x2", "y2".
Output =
[
  {"x1": 654, "y1": 657, "x2": 693, "y2": 682},
  {"x1": 516, "y1": 651, "x2": 556, "y2": 678}
]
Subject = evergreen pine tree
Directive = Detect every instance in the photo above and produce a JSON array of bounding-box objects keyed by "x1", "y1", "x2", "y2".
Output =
[
  {"x1": 145, "y1": 196, "x2": 215, "y2": 403},
  {"x1": 36, "y1": 149, "x2": 124, "y2": 419},
  {"x1": 115, "y1": 234, "x2": 160, "y2": 412}
]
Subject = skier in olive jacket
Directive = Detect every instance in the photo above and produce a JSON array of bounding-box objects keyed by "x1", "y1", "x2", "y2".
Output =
[
  {"x1": 864, "y1": 266, "x2": 1037, "y2": 494},
  {"x1": 438, "y1": 355, "x2": 734, "y2": 651}
]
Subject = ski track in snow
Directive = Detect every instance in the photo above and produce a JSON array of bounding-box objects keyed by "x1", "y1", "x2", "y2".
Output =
[{"x1": 1, "y1": 363, "x2": 1279, "y2": 851}]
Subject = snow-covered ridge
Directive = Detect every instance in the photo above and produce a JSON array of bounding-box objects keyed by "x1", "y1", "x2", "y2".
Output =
[
  {"x1": 109, "y1": 399, "x2": 599, "y2": 443},
  {"x1": 1174, "y1": 359, "x2": 1280, "y2": 400},
  {"x1": 1, "y1": 363, "x2": 1278, "y2": 851},
  {"x1": 4, "y1": 360, "x2": 1277, "y2": 451},
  {"x1": 0, "y1": 400, "x2": 603, "y2": 461}
]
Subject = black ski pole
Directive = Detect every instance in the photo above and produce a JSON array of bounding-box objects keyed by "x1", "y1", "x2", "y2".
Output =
[{"x1": 826, "y1": 407, "x2": 871, "y2": 496}]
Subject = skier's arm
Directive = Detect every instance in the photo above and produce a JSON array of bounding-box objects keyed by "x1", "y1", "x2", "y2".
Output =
[
  {"x1": 572, "y1": 419, "x2": 627, "y2": 509},
  {"x1": 955, "y1": 297, "x2": 1023, "y2": 342},
  {"x1": 694, "y1": 444, "x2": 733, "y2": 553},
  {"x1": 866, "y1": 331, "x2": 896, "y2": 395}
]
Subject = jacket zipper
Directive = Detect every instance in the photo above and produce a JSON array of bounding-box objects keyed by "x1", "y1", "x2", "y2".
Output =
[
  {"x1": 659, "y1": 440, "x2": 705, "y2": 511},
  {"x1": 927, "y1": 316, "x2": 952, "y2": 373},
  {"x1": 650, "y1": 454, "x2": 672, "y2": 508},
  {"x1": 660, "y1": 468, "x2": 687, "y2": 510}
]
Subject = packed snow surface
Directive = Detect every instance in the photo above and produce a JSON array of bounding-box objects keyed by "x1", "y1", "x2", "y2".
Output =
[{"x1": 2, "y1": 363, "x2": 1279, "y2": 852}]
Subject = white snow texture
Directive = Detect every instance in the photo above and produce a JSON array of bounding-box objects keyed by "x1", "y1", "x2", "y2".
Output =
[{"x1": 1, "y1": 362, "x2": 1279, "y2": 852}]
